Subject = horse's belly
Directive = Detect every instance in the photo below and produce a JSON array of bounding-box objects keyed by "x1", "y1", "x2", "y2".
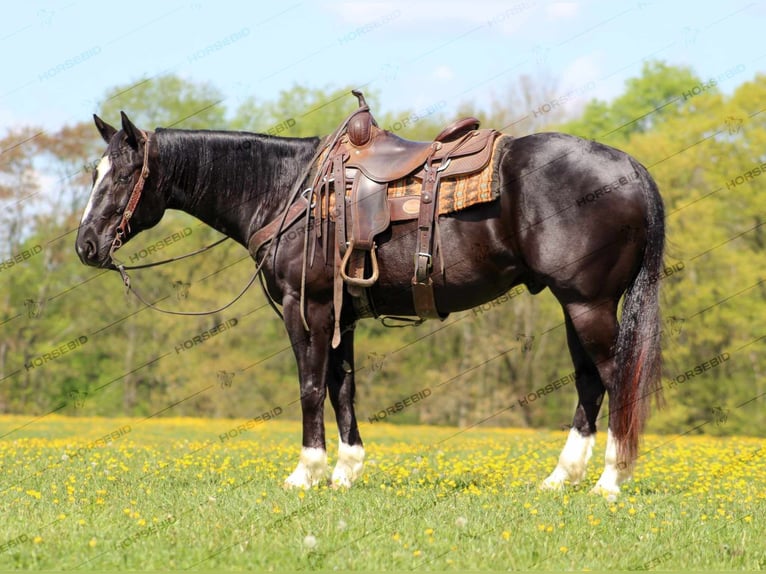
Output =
[{"x1": 367, "y1": 210, "x2": 525, "y2": 316}]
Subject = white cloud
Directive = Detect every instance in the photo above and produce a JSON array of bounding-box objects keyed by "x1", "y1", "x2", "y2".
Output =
[
  {"x1": 432, "y1": 65, "x2": 454, "y2": 81},
  {"x1": 556, "y1": 53, "x2": 605, "y2": 114},
  {"x1": 325, "y1": 1, "x2": 537, "y2": 34},
  {"x1": 328, "y1": 2, "x2": 403, "y2": 24},
  {"x1": 546, "y1": 2, "x2": 579, "y2": 20},
  {"x1": 560, "y1": 53, "x2": 602, "y2": 91},
  {"x1": 0, "y1": 107, "x2": 23, "y2": 132}
]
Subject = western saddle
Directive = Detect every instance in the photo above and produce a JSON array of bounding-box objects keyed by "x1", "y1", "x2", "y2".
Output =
[{"x1": 309, "y1": 91, "x2": 500, "y2": 346}]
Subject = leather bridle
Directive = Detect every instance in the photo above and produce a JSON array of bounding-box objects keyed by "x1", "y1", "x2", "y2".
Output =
[{"x1": 108, "y1": 129, "x2": 152, "y2": 261}]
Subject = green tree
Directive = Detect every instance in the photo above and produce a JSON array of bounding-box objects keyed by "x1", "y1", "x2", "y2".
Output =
[
  {"x1": 232, "y1": 84, "x2": 376, "y2": 137},
  {"x1": 563, "y1": 60, "x2": 701, "y2": 142},
  {"x1": 98, "y1": 74, "x2": 227, "y2": 129}
]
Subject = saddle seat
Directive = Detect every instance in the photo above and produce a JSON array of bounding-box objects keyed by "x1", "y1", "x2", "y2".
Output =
[{"x1": 344, "y1": 105, "x2": 481, "y2": 183}]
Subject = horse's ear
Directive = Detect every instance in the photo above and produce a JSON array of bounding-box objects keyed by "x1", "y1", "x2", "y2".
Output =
[
  {"x1": 120, "y1": 111, "x2": 144, "y2": 150},
  {"x1": 93, "y1": 114, "x2": 117, "y2": 143}
]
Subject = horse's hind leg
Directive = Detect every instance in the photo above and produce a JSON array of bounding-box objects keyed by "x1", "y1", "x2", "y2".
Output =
[
  {"x1": 327, "y1": 326, "x2": 365, "y2": 488},
  {"x1": 542, "y1": 302, "x2": 616, "y2": 489}
]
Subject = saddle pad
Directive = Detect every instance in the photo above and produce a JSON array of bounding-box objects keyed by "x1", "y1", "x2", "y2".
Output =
[{"x1": 388, "y1": 133, "x2": 512, "y2": 215}]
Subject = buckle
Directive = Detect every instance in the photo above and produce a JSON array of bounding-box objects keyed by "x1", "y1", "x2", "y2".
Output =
[
  {"x1": 415, "y1": 252, "x2": 432, "y2": 268},
  {"x1": 422, "y1": 158, "x2": 451, "y2": 173}
]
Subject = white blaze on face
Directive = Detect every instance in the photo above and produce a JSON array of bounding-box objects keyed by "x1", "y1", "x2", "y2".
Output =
[{"x1": 81, "y1": 155, "x2": 111, "y2": 224}]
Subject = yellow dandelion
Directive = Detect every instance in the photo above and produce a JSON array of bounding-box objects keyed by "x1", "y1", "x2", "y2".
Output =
[
  {"x1": 560, "y1": 546, "x2": 568, "y2": 553},
  {"x1": 33, "y1": 536, "x2": 43, "y2": 544},
  {"x1": 628, "y1": 507, "x2": 637, "y2": 515},
  {"x1": 413, "y1": 550, "x2": 422, "y2": 557},
  {"x1": 88, "y1": 538, "x2": 97, "y2": 548},
  {"x1": 744, "y1": 516, "x2": 752, "y2": 523},
  {"x1": 502, "y1": 531, "x2": 511, "y2": 541},
  {"x1": 26, "y1": 489, "x2": 42, "y2": 500},
  {"x1": 424, "y1": 528, "x2": 434, "y2": 536}
]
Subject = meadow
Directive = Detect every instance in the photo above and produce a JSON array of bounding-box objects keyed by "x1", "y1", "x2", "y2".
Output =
[{"x1": 0, "y1": 415, "x2": 764, "y2": 571}]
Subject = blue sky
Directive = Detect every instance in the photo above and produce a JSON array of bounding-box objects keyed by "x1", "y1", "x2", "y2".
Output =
[{"x1": 2, "y1": 1, "x2": 765, "y2": 132}]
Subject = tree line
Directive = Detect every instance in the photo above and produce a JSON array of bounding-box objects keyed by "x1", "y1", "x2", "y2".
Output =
[{"x1": 1, "y1": 61, "x2": 763, "y2": 436}]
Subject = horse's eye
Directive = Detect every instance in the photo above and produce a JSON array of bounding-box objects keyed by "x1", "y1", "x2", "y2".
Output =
[{"x1": 117, "y1": 175, "x2": 131, "y2": 184}]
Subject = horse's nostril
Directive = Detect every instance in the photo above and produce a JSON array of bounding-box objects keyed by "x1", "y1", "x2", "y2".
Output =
[{"x1": 77, "y1": 238, "x2": 97, "y2": 263}]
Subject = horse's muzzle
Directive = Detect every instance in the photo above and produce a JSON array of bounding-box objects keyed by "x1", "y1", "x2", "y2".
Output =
[{"x1": 75, "y1": 229, "x2": 116, "y2": 269}]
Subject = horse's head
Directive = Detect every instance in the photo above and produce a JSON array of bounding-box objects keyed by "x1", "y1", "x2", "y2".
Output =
[{"x1": 75, "y1": 112, "x2": 166, "y2": 268}]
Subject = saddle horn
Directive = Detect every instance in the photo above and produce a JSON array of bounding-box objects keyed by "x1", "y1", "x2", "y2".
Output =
[
  {"x1": 347, "y1": 90, "x2": 376, "y2": 147},
  {"x1": 351, "y1": 89, "x2": 368, "y2": 108}
]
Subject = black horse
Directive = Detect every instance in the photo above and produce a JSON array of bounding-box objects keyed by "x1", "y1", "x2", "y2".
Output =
[{"x1": 75, "y1": 109, "x2": 664, "y2": 495}]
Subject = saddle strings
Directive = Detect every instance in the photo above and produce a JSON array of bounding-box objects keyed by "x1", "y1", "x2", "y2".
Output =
[{"x1": 296, "y1": 108, "x2": 369, "y2": 332}]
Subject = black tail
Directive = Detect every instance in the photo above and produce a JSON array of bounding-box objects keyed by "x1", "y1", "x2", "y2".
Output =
[{"x1": 612, "y1": 159, "x2": 665, "y2": 470}]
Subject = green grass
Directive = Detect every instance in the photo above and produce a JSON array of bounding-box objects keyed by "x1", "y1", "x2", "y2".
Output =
[{"x1": 0, "y1": 415, "x2": 764, "y2": 570}]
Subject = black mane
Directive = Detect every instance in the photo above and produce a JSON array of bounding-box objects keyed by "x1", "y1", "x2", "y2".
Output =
[{"x1": 155, "y1": 129, "x2": 320, "y2": 239}]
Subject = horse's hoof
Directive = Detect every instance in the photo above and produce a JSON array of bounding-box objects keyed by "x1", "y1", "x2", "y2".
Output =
[
  {"x1": 283, "y1": 447, "x2": 328, "y2": 489},
  {"x1": 330, "y1": 465, "x2": 359, "y2": 489},
  {"x1": 330, "y1": 442, "x2": 365, "y2": 489},
  {"x1": 540, "y1": 465, "x2": 583, "y2": 490},
  {"x1": 540, "y1": 477, "x2": 565, "y2": 490},
  {"x1": 331, "y1": 476, "x2": 352, "y2": 489},
  {"x1": 590, "y1": 483, "x2": 620, "y2": 500},
  {"x1": 283, "y1": 475, "x2": 315, "y2": 490}
]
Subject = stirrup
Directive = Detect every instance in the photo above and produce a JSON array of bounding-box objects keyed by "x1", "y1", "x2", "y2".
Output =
[{"x1": 339, "y1": 240, "x2": 379, "y2": 288}]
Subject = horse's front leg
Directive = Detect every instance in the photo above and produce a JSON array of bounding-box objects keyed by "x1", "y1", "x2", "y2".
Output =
[
  {"x1": 327, "y1": 325, "x2": 365, "y2": 488},
  {"x1": 282, "y1": 295, "x2": 333, "y2": 489}
]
